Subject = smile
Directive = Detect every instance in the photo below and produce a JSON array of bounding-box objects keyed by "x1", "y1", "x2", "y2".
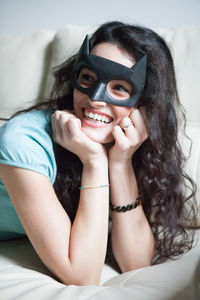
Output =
[{"x1": 84, "y1": 108, "x2": 113, "y2": 124}]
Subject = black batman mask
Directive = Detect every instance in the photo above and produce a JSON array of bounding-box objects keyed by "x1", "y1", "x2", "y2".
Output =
[{"x1": 70, "y1": 35, "x2": 147, "y2": 107}]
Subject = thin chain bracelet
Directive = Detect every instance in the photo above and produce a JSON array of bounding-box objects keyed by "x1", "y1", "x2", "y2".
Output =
[{"x1": 111, "y1": 195, "x2": 142, "y2": 213}]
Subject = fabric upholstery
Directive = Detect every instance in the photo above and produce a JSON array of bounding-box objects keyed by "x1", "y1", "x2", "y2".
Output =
[
  {"x1": 0, "y1": 233, "x2": 199, "y2": 299},
  {"x1": 0, "y1": 30, "x2": 54, "y2": 122}
]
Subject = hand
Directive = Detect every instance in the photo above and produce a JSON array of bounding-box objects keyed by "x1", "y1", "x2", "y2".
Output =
[
  {"x1": 51, "y1": 110, "x2": 107, "y2": 165},
  {"x1": 108, "y1": 108, "x2": 148, "y2": 166}
]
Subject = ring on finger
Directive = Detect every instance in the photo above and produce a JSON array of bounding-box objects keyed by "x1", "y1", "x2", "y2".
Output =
[{"x1": 123, "y1": 122, "x2": 134, "y2": 130}]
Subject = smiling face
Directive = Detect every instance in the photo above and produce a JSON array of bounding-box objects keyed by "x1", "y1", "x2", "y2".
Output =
[{"x1": 73, "y1": 42, "x2": 136, "y2": 144}]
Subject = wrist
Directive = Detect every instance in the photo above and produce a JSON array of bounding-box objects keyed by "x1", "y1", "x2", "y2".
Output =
[
  {"x1": 109, "y1": 158, "x2": 133, "y2": 170},
  {"x1": 83, "y1": 157, "x2": 108, "y2": 170},
  {"x1": 81, "y1": 159, "x2": 109, "y2": 190}
]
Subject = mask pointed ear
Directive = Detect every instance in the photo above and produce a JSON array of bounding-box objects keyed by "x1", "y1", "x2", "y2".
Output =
[
  {"x1": 130, "y1": 54, "x2": 147, "y2": 88},
  {"x1": 78, "y1": 35, "x2": 90, "y2": 58},
  {"x1": 130, "y1": 53, "x2": 147, "y2": 72}
]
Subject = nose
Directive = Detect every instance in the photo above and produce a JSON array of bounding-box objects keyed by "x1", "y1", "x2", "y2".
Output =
[
  {"x1": 87, "y1": 98, "x2": 107, "y2": 108},
  {"x1": 88, "y1": 83, "x2": 107, "y2": 107}
]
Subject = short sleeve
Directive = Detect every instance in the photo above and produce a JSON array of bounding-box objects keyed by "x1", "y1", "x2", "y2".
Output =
[{"x1": 0, "y1": 110, "x2": 57, "y2": 184}]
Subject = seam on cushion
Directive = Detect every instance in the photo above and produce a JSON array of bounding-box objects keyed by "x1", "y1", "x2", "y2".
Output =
[
  {"x1": 76, "y1": 286, "x2": 109, "y2": 300},
  {"x1": 119, "y1": 269, "x2": 143, "y2": 287},
  {"x1": 83, "y1": 269, "x2": 143, "y2": 300}
]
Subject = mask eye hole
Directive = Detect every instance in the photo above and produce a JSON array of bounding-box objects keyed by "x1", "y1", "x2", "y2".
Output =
[
  {"x1": 77, "y1": 68, "x2": 97, "y2": 88},
  {"x1": 107, "y1": 80, "x2": 134, "y2": 100}
]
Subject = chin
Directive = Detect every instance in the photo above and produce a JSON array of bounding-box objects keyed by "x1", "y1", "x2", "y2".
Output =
[{"x1": 82, "y1": 128, "x2": 114, "y2": 144}]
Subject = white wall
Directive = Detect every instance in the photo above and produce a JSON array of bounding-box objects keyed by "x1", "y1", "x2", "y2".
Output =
[{"x1": 0, "y1": 0, "x2": 200, "y2": 36}]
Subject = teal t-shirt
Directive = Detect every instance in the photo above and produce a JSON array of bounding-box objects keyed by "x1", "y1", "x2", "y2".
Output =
[{"x1": 0, "y1": 110, "x2": 57, "y2": 241}]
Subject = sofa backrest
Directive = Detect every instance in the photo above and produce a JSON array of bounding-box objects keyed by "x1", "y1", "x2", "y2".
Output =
[{"x1": 0, "y1": 30, "x2": 55, "y2": 122}]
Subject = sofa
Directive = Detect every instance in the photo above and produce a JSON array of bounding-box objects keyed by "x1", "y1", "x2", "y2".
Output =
[{"x1": 0, "y1": 24, "x2": 200, "y2": 300}]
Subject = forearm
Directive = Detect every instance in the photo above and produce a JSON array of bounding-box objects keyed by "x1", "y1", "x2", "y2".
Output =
[
  {"x1": 109, "y1": 162, "x2": 155, "y2": 273},
  {"x1": 68, "y1": 159, "x2": 109, "y2": 284}
]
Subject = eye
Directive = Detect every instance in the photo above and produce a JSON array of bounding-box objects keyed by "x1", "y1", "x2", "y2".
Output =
[
  {"x1": 77, "y1": 68, "x2": 97, "y2": 88},
  {"x1": 107, "y1": 80, "x2": 133, "y2": 100},
  {"x1": 112, "y1": 84, "x2": 129, "y2": 93}
]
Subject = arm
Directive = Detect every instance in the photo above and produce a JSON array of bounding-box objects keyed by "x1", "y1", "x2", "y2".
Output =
[
  {"x1": 0, "y1": 110, "x2": 110, "y2": 286},
  {"x1": 109, "y1": 162, "x2": 155, "y2": 273},
  {"x1": 0, "y1": 161, "x2": 109, "y2": 286},
  {"x1": 69, "y1": 158, "x2": 109, "y2": 283},
  {"x1": 108, "y1": 109, "x2": 155, "y2": 273}
]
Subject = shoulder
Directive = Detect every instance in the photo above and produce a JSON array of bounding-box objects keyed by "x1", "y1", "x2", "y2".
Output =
[
  {"x1": 3, "y1": 109, "x2": 52, "y2": 131},
  {"x1": 0, "y1": 110, "x2": 57, "y2": 184},
  {"x1": 0, "y1": 110, "x2": 53, "y2": 150}
]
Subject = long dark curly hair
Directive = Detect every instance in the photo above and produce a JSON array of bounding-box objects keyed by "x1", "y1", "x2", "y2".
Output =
[{"x1": 6, "y1": 21, "x2": 198, "y2": 265}]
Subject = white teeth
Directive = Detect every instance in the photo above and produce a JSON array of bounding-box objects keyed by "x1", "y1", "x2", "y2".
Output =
[
  {"x1": 89, "y1": 112, "x2": 93, "y2": 118},
  {"x1": 84, "y1": 110, "x2": 111, "y2": 123}
]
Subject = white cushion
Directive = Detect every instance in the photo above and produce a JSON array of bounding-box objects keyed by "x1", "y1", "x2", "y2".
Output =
[
  {"x1": 0, "y1": 232, "x2": 199, "y2": 299},
  {"x1": 156, "y1": 26, "x2": 200, "y2": 126},
  {"x1": 43, "y1": 24, "x2": 95, "y2": 98},
  {"x1": 0, "y1": 30, "x2": 55, "y2": 121}
]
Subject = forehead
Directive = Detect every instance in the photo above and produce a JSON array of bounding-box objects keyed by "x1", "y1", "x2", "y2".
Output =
[{"x1": 90, "y1": 42, "x2": 135, "y2": 69}]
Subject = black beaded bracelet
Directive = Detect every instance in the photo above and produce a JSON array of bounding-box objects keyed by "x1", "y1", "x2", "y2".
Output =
[{"x1": 111, "y1": 196, "x2": 142, "y2": 213}]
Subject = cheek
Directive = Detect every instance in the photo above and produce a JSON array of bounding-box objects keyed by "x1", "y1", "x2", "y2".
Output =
[
  {"x1": 112, "y1": 106, "x2": 133, "y2": 122},
  {"x1": 73, "y1": 90, "x2": 84, "y2": 114},
  {"x1": 73, "y1": 89, "x2": 80, "y2": 106}
]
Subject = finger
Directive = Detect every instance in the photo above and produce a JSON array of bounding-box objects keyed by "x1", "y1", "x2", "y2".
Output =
[
  {"x1": 51, "y1": 111, "x2": 64, "y2": 141},
  {"x1": 120, "y1": 117, "x2": 134, "y2": 130},
  {"x1": 62, "y1": 109, "x2": 76, "y2": 118},
  {"x1": 57, "y1": 111, "x2": 73, "y2": 140},
  {"x1": 130, "y1": 109, "x2": 145, "y2": 130},
  {"x1": 129, "y1": 109, "x2": 148, "y2": 141},
  {"x1": 119, "y1": 116, "x2": 136, "y2": 140},
  {"x1": 112, "y1": 125, "x2": 128, "y2": 147},
  {"x1": 67, "y1": 117, "x2": 82, "y2": 137}
]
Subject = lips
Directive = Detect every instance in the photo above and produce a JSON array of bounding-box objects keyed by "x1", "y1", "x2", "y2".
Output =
[
  {"x1": 82, "y1": 108, "x2": 113, "y2": 128},
  {"x1": 83, "y1": 108, "x2": 113, "y2": 123}
]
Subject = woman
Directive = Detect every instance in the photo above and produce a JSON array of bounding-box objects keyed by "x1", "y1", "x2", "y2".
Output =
[{"x1": 0, "y1": 21, "x2": 198, "y2": 286}]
